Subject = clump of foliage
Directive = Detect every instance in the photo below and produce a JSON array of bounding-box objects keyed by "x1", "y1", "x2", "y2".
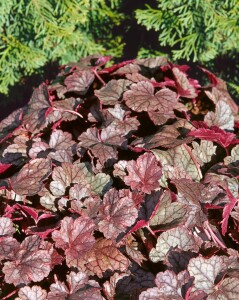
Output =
[
  {"x1": 0, "y1": 0, "x2": 123, "y2": 94},
  {"x1": 136, "y1": 0, "x2": 239, "y2": 97},
  {"x1": 0, "y1": 55, "x2": 239, "y2": 299}
]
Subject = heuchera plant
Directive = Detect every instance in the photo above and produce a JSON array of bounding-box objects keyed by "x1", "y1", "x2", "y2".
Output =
[{"x1": 0, "y1": 55, "x2": 239, "y2": 299}]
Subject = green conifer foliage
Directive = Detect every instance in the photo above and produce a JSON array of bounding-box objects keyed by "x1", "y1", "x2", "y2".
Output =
[
  {"x1": 136, "y1": 0, "x2": 239, "y2": 97},
  {"x1": 136, "y1": 0, "x2": 239, "y2": 62},
  {"x1": 0, "y1": 0, "x2": 124, "y2": 94}
]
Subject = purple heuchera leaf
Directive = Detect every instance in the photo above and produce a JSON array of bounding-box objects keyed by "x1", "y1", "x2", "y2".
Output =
[
  {"x1": 149, "y1": 198, "x2": 187, "y2": 230},
  {"x1": 49, "y1": 129, "x2": 75, "y2": 151},
  {"x1": 204, "y1": 100, "x2": 234, "y2": 130},
  {"x1": 49, "y1": 162, "x2": 83, "y2": 196},
  {"x1": 207, "y1": 277, "x2": 239, "y2": 299},
  {"x1": 188, "y1": 255, "x2": 225, "y2": 294},
  {"x1": 64, "y1": 70, "x2": 95, "y2": 95},
  {"x1": 85, "y1": 239, "x2": 130, "y2": 277},
  {"x1": 11, "y1": 158, "x2": 52, "y2": 196},
  {"x1": 52, "y1": 216, "x2": 95, "y2": 261},
  {"x1": 125, "y1": 234, "x2": 147, "y2": 265},
  {"x1": 78, "y1": 126, "x2": 126, "y2": 165},
  {"x1": 123, "y1": 81, "x2": 177, "y2": 112},
  {"x1": 0, "y1": 236, "x2": 20, "y2": 261},
  {"x1": 16, "y1": 285, "x2": 47, "y2": 300},
  {"x1": 22, "y1": 83, "x2": 52, "y2": 132},
  {"x1": 172, "y1": 67, "x2": 198, "y2": 98},
  {"x1": 48, "y1": 271, "x2": 103, "y2": 300},
  {"x1": 139, "y1": 270, "x2": 186, "y2": 300},
  {"x1": 149, "y1": 226, "x2": 199, "y2": 262},
  {"x1": 103, "y1": 272, "x2": 129, "y2": 300},
  {"x1": 0, "y1": 217, "x2": 15, "y2": 236},
  {"x1": 125, "y1": 152, "x2": 162, "y2": 194},
  {"x1": 2, "y1": 235, "x2": 51, "y2": 286},
  {"x1": 0, "y1": 108, "x2": 23, "y2": 143},
  {"x1": 95, "y1": 79, "x2": 131, "y2": 105},
  {"x1": 98, "y1": 188, "x2": 138, "y2": 239}
]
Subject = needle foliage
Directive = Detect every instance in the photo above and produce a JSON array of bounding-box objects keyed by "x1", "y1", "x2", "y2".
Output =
[
  {"x1": 0, "y1": 0, "x2": 124, "y2": 94},
  {"x1": 136, "y1": 0, "x2": 239, "y2": 98}
]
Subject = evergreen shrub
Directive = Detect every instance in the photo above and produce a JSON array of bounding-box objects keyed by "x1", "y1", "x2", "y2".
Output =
[
  {"x1": 136, "y1": 0, "x2": 239, "y2": 97},
  {"x1": 0, "y1": 0, "x2": 123, "y2": 94}
]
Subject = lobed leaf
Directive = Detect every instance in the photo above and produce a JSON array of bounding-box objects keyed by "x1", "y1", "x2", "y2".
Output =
[
  {"x1": 124, "y1": 81, "x2": 177, "y2": 112},
  {"x1": 149, "y1": 226, "x2": 199, "y2": 262},
  {"x1": 11, "y1": 158, "x2": 51, "y2": 196},
  {"x1": 52, "y1": 216, "x2": 95, "y2": 261},
  {"x1": 98, "y1": 188, "x2": 138, "y2": 239},
  {"x1": 188, "y1": 256, "x2": 225, "y2": 294},
  {"x1": 125, "y1": 152, "x2": 162, "y2": 194}
]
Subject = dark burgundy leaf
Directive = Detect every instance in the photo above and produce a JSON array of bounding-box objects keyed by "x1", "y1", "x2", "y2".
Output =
[
  {"x1": 116, "y1": 264, "x2": 155, "y2": 299},
  {"x1": 11, "y1": 158, "x2": 51, "y2": 196},
  {"x1": 22, "y1": 84, "x2": 52, "y2": 132},
  {"x1": 165, "y1": 249, "x2": 196, "y2": 274}
]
